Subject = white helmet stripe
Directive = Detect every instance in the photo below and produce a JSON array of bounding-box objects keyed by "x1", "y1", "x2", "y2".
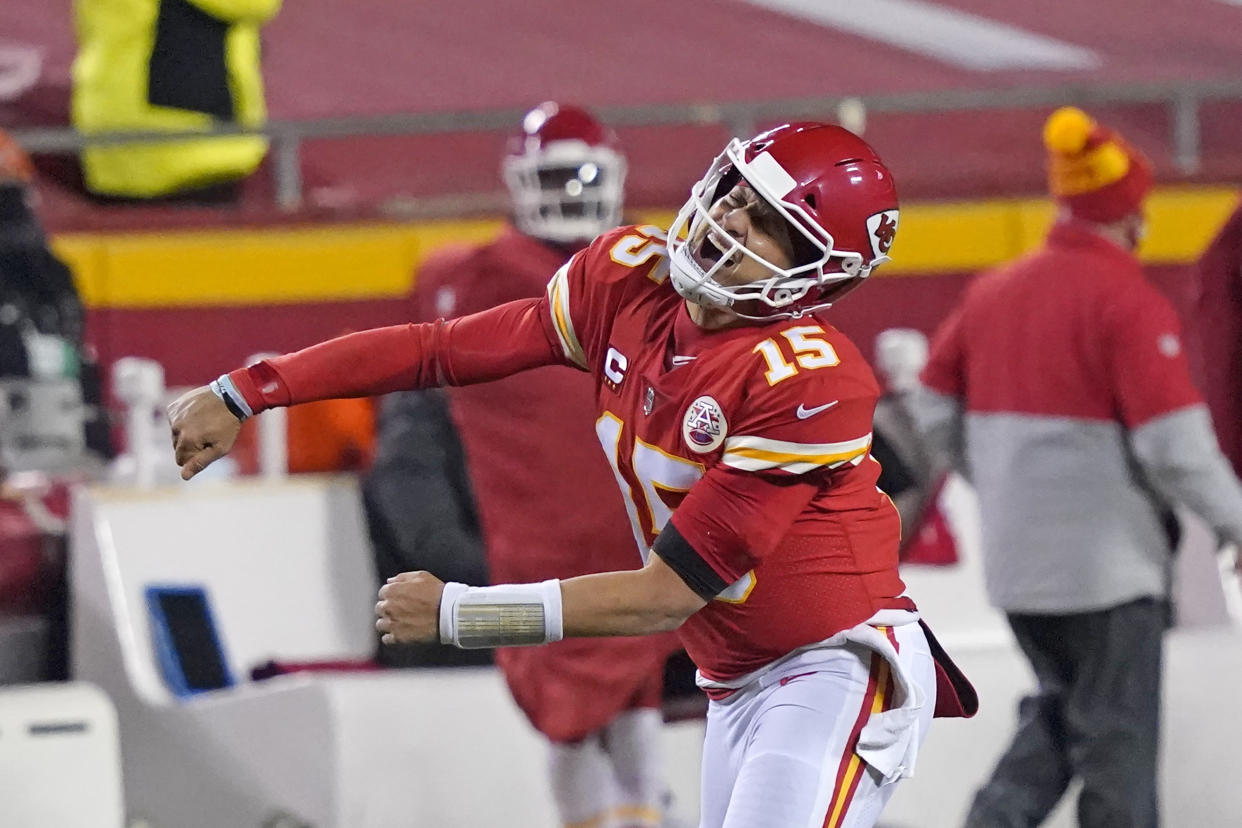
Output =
[{"x1": 745, "y1": 152, "x2": 798, "y2": 199}]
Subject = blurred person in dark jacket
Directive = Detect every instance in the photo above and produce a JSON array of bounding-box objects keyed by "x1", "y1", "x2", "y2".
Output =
[
  {"x1": 0, "y1": 130, "x2": 112, "y2": 683},
  {"x1": 362, "y1": 103, "x2": 685, "y2": 828},
  {"x1": 0, "y1": 133, "x2": 82, "y2": 363},
  {"x1": 0, "y1": 130, "x2": 110, "y2": 465},
  {"x1": 871, "y1": 329, "x2": 934, "y2": 537},
  {"x1": 872, "y1": 327, "x2": 958, "y2": 566},
  {"x1": 920, "y1": 107, "x2": 1242, "y2": 828}
]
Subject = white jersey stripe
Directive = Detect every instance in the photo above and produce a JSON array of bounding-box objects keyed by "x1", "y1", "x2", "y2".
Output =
[
  {"x1": 722, "y1": 433, "x2": 872, "y2": 474},
  {"x1": 545, "y1": 263, "x2": 587, "y2": 369}
]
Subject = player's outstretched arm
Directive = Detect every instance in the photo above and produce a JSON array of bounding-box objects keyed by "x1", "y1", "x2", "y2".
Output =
[
  {"x1": 168, "y1": 297, "x2": 568, "y2": 479},
  {"x1": 558, "y1": 553, "x2": 708, "y2": 637},
  {"x1": 374, "y1": 553, "x2": 708, "y2": 647}
]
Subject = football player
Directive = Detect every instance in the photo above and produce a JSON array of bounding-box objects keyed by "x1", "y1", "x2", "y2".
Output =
[
  {"x1": 169, "y1": 122, "x2": 977, "y2": 828},
  {"x1": 365, "y1": 102, "x2": 683, "y2": 828}
]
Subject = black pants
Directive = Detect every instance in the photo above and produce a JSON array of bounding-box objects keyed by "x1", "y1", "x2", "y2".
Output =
[{"x1": 965, "y1": 597, "x2": 1167, "y2": 828}]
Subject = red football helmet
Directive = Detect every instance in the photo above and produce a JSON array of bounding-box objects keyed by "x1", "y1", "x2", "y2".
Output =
[
  {"x1": 667, "y1": 122, "x2": 899, "y2": 319},
  {"x1": 502, "y1": 102, "x2": 626, "y2": 244}
]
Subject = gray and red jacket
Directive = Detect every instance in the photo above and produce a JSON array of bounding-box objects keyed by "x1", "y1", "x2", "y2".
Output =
[{"x1": 918, "y1": 221, "x2": 1242, "y2": 613}]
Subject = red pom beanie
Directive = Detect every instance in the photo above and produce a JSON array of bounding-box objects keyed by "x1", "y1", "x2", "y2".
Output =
[{"x1": 1043, "y1": 107, "x2": 1152, "y2": 224}]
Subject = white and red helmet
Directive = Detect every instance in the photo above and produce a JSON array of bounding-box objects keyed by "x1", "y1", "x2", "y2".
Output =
[
  {"x1": 668, "y1": 122, "x2": 900, "y2": 319},
  {"x1": 502, "y1": 102, "x2": 627, "y2": 244}
]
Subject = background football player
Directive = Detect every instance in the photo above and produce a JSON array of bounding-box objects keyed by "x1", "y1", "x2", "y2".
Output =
[{"x1": 362, "y1": 101, "x2": 684, "y2": 828}]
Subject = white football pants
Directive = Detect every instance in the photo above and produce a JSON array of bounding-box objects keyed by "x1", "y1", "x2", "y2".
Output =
[{"x1": 697, "y1": 622, "x2": 937, "y2": 828}]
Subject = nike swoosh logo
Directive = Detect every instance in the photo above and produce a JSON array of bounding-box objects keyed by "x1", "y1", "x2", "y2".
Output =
[
  {"x1": 671, "y1": 355, "x2": 697, "y2": 366},
  {"x1": 796, "y1": 401, "x2": 839, "y2": 419}
]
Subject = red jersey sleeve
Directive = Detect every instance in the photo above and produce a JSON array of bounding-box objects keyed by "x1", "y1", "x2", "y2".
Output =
[
  {"x1": 718, "y1": 327, "x2": 880, "y2": 480},
  {"x1": 921, "y1": 305, "x2": 967, "y2": 397},
  {"x1": 1105, "y1": 281, "x2": 1203, "y2": 428},
  {"x1": 544, "y1": 225, "x2": 669, "y2": 374},
  {"x1": 669, "y1": 467, "x2": 820, "y2": 585},
  {"x1": 669, "y1": 325, "x2": 880, "y2": 583},
  {"x1": 229, "y1": 298, "x2": 570, "y2": 413}
]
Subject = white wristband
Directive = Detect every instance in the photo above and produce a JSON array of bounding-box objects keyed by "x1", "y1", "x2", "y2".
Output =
[
  {"x1": 210, "y1": 374, "x2": 253, "y2": 420},
  {"x1": 438, "y1": 579, "x2": 564, "y2": 649}
]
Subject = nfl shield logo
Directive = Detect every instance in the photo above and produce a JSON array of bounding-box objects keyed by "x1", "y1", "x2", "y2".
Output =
[{"x1": 682, "y1": 396, "x2": 727, "y2": 454}]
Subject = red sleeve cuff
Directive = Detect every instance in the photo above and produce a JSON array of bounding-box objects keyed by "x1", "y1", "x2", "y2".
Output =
[{"x1": 227, "y1": 361, "x2": 290, "y2": 415}]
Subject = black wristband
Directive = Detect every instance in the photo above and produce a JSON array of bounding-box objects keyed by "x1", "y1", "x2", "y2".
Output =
[
  {"x1": 219, "y1": 389, "x2": 246, "y2": 421},
  {"x1": 211, "y1": 378, "x2": 248, "y2": 421}
]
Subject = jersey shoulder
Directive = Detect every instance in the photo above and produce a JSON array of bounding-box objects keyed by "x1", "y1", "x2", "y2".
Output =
[
  {"x1": 572, "y1": 224, "x2": 672, "y2": 293},
  {"x1": 712, "y1": 318, "x2": 880, "y2": 476},
  {"x1": 546, "y1": 224, "x2": 673, "y2": 369},
  {"x1": 733, "y1": 316, "x2": 880, "y2": 407}
]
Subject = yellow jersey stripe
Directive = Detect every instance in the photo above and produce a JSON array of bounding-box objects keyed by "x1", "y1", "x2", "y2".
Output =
[{"x1": 545, "y1": 264, "x2": 587, "y2": 369}]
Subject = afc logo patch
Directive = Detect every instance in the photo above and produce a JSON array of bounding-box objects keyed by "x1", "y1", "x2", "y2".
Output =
[
  {"x1": 682, "y1": 395, "x2": 727, "y2": 454},
  {"x1": 866, "y1": 210, "x2": 900, "y2": 260}
]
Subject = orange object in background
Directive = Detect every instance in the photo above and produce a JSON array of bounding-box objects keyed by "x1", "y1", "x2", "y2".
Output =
[
  {"x1": 287, "y1": 397, "x2": 375, "y2": 473},
  {"x1": 233, "y1": 397, "x2": 376, "y2": 475},
  {"x1": 0, "y1": 130, "x2": 35, "y2": 184}
]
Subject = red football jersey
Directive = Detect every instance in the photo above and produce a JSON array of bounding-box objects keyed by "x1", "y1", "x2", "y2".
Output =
[
  {"x1": 233, "y1": 224, "x2": 911, "y2": 684},
  {"x1": 412, "y1": 228, "x2": 644, "y2": 584},
  {"x1": 414, "y1": 227, "x2": 673, "y2": 741},
  {"x1": 547, "y1": 225, "x2": 908, "y2": 681}
]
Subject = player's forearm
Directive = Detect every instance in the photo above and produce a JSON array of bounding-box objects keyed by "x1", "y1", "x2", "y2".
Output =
[
  {"x1": 560, "y1": 566, "x2": 706, "y2": 637},
  {"x1": 227, "y1": 298, "x2": 564, "y2": 414},
  {"x1": 228, "y1": 324, "x2": 438, "y2": 412}
]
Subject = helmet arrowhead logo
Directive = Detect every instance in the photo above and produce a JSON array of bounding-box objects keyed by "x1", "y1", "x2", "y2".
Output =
[{"x1": 866, "y1": 210, "x2": 900, "y2": 260}]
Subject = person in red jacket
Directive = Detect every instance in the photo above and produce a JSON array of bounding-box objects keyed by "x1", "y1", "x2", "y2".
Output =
[
  {"x1": 168, "y1": 121, "x2": 976, "y2": 828},
  {"x1": 362, "y1": 102, "x2": 684, "y2": 828},
  {"x1": 920, "y1": 107, "x2": 1242, "y2": 828}
]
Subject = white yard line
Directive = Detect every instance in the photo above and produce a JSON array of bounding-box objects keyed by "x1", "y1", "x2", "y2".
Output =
[{"x1": 744, "y1": 0, "x2": 1101, "y2": 71}]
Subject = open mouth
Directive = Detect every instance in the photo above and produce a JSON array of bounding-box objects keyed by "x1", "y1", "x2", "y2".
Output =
[{"x1": 697, "y1": 231, "x2": 741, "y2": 271}]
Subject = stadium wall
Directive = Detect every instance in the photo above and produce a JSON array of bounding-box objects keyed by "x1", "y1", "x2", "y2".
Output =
[{"x1": 52, "y1": 186, "x2": 1240, "y2": 388}]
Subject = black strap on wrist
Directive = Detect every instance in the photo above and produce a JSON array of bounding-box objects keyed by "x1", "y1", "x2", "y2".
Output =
[
  {"x1": 212, "y1": 378, "x2": 247, "y2": 421},
  {"x1": 219, "y1": 389, "x2": 246, "y2": 421}
]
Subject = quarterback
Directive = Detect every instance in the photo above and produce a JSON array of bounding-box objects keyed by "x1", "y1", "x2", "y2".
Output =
[{"x1": 169, "y1": 122, "x2": 976, "y2": 828}]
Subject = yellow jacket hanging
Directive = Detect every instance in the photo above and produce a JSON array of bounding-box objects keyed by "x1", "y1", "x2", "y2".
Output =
[{"x1": 72, "y1": 0, "x2": 282, "y2": 198}]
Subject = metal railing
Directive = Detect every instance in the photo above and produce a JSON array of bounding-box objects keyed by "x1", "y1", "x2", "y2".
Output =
[{"x1": 11, "y1": 77, "x2": 1242, "y2": 213}]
